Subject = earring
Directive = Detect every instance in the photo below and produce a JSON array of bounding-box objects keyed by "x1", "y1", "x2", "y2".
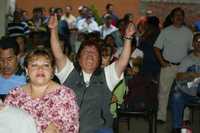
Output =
[{"x1": 26, "y1": 74, "x2": 30, "y2": 81}]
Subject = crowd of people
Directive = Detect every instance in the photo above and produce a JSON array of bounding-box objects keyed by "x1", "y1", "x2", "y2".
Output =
[{"x1": 0, "y1": 3, "x2": 200, "y2": 133}]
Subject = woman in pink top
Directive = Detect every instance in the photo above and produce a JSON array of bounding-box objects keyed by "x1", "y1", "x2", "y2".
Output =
[{"x1": 5, "y1": 48, "x2": 79, "y2": 133}]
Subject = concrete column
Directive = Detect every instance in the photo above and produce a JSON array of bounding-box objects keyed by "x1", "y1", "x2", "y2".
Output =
[{"x1": 0, "y1": 0, "x2": 15, "y2": 38}]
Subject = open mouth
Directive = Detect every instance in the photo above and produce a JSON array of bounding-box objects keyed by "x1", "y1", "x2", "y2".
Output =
[{"x1": 36, "y1": 73, "x2": 45, "y2": 77}]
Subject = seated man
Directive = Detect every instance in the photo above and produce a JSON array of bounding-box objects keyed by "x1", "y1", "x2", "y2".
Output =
[
  {"x1": 0, "y1": 37, "x2": 26, "y2": 97},
  {"x1": 0, "y1": 99, "x2": 37, "y2": 133},
  {"x1": 170, "y1": 32, "x2": 200, "y2": 133}
]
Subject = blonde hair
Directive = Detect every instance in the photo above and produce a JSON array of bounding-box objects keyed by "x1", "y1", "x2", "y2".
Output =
[{"x1": 24, "y1": 48, "x2": 55, "y2": 68}]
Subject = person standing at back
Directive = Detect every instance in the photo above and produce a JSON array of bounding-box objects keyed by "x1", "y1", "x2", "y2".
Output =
[
  {"x1": 154, "y1": 7, "x2": 193, "y2": 123},
  {"x1": 104, "y1": 3, "x2": 119, "y2": 26},
  {"x1": 61, "y1": 5, "x2": 76, "y2": 30}
]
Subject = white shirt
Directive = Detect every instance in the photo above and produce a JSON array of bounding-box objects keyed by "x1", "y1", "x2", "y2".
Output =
[
  {"x1": 0, "y1": 105, "x2": 37, "y2": 133},
  {"x1": 154, "y1": 25, "x2": 193, "y2": 63},
  {"x1": 131, "y1": 48, "x2": 144, "y2": 58},
  {"x1": 77, "y1": 18, "x2": 100, "y2": 33},
  {"x1": 61, "y1": 14, "x2": 76, "y2": 29},
  {"x1": 99, "y1": 24, "x2": 118, "y2": 39},
  {"x1": 55, "y1": 59, "x2": 123, "y2": 91}
]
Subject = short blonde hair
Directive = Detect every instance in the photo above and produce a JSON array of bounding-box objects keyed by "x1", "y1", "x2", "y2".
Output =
[{"x1": 24, "y1": 48, "x2": 55, "y2": 68}]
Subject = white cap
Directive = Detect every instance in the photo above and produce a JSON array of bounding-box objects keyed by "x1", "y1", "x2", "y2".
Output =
[{"x1": 78, "y1": 5, "x2": 83, "y2": 11}]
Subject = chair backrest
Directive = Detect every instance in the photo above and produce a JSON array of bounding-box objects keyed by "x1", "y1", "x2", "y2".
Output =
[{"x1": 124, "y1": 74, "x2": 158, "y2": 112}]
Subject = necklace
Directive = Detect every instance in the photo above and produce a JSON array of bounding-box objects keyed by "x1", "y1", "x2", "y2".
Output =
[{"x1": 29, "y1": 82, "x2": 51, "y2": 99}]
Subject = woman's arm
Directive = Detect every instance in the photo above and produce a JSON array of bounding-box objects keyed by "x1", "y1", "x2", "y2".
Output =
[
  {"x1": 48, "y1": 15, "x2": 68, "y2": 72},
  {"x1": 115, "y1": 23, "x2": 136, "y2": 78}
]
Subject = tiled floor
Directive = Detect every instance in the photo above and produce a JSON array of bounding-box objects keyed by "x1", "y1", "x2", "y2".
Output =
[{"x1": 118, "y1": 110, "x2": 200, "y2": 133}]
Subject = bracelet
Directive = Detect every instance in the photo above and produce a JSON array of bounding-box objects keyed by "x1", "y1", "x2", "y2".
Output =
[{"x1": 124, "y1": 36, "x2": 133, "y2": 40}]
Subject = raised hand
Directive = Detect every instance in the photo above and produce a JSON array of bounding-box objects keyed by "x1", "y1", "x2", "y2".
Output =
[
  {"x1": 125, "y1": 23, "x2": 136, "y2": 38},
  {"x1": 48, "y1": 14, "x2": 58, "y2": 30}
]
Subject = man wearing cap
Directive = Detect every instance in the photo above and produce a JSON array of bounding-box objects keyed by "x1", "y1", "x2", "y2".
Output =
[{"x1": 76, "y1": 6, "x2": 86, "y2": 27}]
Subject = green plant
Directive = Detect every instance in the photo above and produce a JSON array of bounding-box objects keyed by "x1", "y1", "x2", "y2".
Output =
[{"x1": 89, "y1": 4, "x2": 103, "y2": 25}]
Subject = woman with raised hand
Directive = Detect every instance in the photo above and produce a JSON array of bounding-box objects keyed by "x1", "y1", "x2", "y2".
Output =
[{"x1": 49, "y1": 14, "x2": 135, "y2": 133}]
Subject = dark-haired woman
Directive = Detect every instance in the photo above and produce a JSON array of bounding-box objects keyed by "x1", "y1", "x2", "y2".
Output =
[{"x1": 49, "y1": 15, "x2": 135, "y2": 133}]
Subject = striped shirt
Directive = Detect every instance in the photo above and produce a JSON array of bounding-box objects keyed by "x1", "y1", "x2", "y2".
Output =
[{"x1": 7, "y1": 21, "x2": 30, "y2": 37}]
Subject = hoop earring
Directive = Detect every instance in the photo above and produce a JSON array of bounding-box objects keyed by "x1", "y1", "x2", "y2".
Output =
[{"x1": 26, "y1": 74, "x2": 30, "y2": 81}]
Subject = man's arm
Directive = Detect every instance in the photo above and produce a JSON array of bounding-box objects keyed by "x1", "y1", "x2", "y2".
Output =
[
  {"x1": 153, "y1": 30, "x2": 170, "y2": 68},
  {"x1": 154, "y1": 47, "x2": 169, "y2": 67}
]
